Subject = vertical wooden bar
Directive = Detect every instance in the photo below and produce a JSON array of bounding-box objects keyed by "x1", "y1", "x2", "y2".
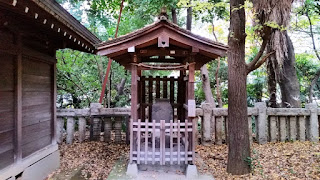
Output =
[
  {"x1": 138, "y1": 72, "x2": 141, "y2": 120},
  {"x1": 145, "y1": 120, "x2": 148, "y2": 164},
  {"x1": 152, "y1": 120, "x2": 155, "y2": 165},
  {"x1": 131, "y1": 63, "x2": 138, "y2": 121},
  {"x1": 52, "y1": 63, "x2": 57, "y2": 145},
  {"x1": 188, "y1": 62, "x2": 195, "y2": 164},
  {"x1": 270, "y1": 116, "x2": 278, "y2": 142},
  {"x1": 170, "y1": 77, "x2": 174, "y2": 104},
  {"x1": 130, "y1": 118, "x2": 133, "y2": 163},
  {"x1": 215, "y1": 116, "x2": 223, "y2": 145},
  {"x1": 67, "y1": 117, "x2": 75, "y2": 144},
  {"x1": 141, "y1": 77, "x2": 146, "y2": 122},
  {"x1": 184, "y1": 119, "x2": 188, "y2": 164},
  {"x1": 279, "y1": 116, "x2": 287, "y2": 142},
  {"x1": 156, "y1": 76, "x2": 160, "y2": 98},
  {"x1": 148, "y1": 76, "x2": 153, "y2": 120},
  {"x1": 163, "y1": 76, "x2": 168, "y2": 98},
  {"x1": 78, "y1": 117, "x2": 86, "y2": 143},
  {"x1": 15, "y1": 33, "x2": 22, "y2": 162},
  {"x1": 289, "y1": 116, "x2": 297, "y2": 141},
  {"x1": 177, "y1": 120, "x2": 181, "y2": 165},
  {"x1": 159, "y1": 120, "x2": 163, "y2": 165},
  {"x1": 170, "y1": 120, "x2": 173, "y2": 165},
  {"x1": 137, "y1": 119, "x2": 141, "y2": 164},
  {"x1": 161, "y1": 120, "x2": 166, "y2": 165},
  {"x1": 298, "y1": 116, "x2": 306, "y2": 141}
]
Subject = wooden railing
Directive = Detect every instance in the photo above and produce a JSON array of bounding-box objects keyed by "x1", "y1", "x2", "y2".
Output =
[
  {"x1": 56, "y1": 102, "x2": 319, "y2": 145},
  {"x1": 130, "y1": 119, "x2": 195, "y2": 165}
]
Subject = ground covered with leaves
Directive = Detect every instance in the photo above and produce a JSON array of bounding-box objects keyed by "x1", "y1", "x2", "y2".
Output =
[
  {"x1": 196, "y1": 141, "x2": 320, "y2": 179},
  {"x1": 49, "y1": 141, "x2": 129, "y2": 180}
]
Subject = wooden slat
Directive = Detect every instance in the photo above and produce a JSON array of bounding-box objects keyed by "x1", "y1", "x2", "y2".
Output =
[
  {"x1": 141, "y1": 77, "x2": 146, "y2": 121},
  {"x1": 298, "y1": 116, "x2": 306, "y2": 141},
  {"x1": 22, "y1": 92, "x2": 51, "y2": 107},
  {"x1": 0, "y1": 111, "x2": 14, "y2": 132},
  {"x1": 279, "y1": 116, "x2": 287, "y2": 142},
  {"x1": 16, "y1": 40, "x2": 22, "y2": 162},
  {"x1": 0, "y1": 130, "x2": 14, "y2": 154},
  {"x1": 170, "y1": 77, "x2": 174, "y2": 104},
  {"x1": 148, "y1": 76, "x2": 153, "y2": 119},
  {"x1": 270, "y1": 116, "x2": 278, "y2": 142},
  {"x1": 177, "y1": 120, "x2": 181, "y2": 165},
  {"x1": 170, "y1": 120, "x2": 173, "y2": 165},
  {"x1": 156, "y1": 76, "x2": 160, "y2": 98},
  {"x1": 185, "y1": 119, "x2": 188, "y2": 164},
  {"x1": 289, "y1": 116, "x2": 297, "y2": 141},
  {"x1": 145, "y1": 120, "x2": 148, "y2": 164},
  {"x1": 137, "y1": 119, "x2": 141, "y2": 164},
  {"x1": 0, "y1": 92, "x2": 14, "y2": 113},
  {"x1": 163, "y1": 76, "x2": 168, "y2": 98},
  {"x1": 152, "y1": 120, "x2": 155, "y2": 165},
  {"x1": 161, "y1": 120, "x2": 165, "y2": 165}
]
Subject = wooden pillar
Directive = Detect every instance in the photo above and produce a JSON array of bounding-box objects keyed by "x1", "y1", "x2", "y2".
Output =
[
  {"x1": 131, "y1": 62, "x2": 138, "y2": 121},
  {"x1": 15, "y1": 33, "x2": 22, "y2": 162},
  {"x1": 52, "y1": 61, "x2": 57, "y2": 145},
  {"x1": 187, "y1": 61, "x2": 196, "y2": 164}
]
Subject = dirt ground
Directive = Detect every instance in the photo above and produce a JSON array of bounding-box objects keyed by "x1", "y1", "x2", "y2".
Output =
[
  {"x1": 196, "y1": 141, "x2": 320, "y2": 179},
  {"x1": 48, "y1": 141, "x2": 320, "y2": 180}
]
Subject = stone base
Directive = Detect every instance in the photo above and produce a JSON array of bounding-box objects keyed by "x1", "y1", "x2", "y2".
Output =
[
  {"x1": 186, "y1": 164, "x2": 198, "y2": 179},
  {"x1": 126, "y1": 163, "x2": 138, "y2": 177},
  {"x1": 21, "y1": 150, "x2": 60, "y2": 180}
]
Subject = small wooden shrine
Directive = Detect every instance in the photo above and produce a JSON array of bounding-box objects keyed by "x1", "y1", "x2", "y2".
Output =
[{"x1": 97, "y1": 15, "x2": 227, "y2": 165}]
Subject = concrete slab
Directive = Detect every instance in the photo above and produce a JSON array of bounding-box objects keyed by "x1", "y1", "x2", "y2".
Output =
[
  {"x1": 107, "y1": 157, "x2": 214, "y2": 180},
  {"x1": 22, "y1": 150, "x2": 60, "y2": 180}
]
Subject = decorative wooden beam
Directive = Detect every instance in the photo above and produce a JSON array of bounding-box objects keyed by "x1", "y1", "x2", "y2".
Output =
[{"x1": 137, "y1": 49, "x2": 189, "y2": 57}]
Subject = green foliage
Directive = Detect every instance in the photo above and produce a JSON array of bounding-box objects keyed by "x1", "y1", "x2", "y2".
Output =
[{"x1": 245, "y1": 149, "x2": 264, "y2": 175}]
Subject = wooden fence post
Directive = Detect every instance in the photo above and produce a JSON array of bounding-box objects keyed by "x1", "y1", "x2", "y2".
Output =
[
  {"x1": 255, "y1": 102, "x2": 267, "y2": 144},
  {"x1": 201, "y1": 103, "x2": 213, "y2": 145},
  {"x1": 306, "y1": 103, "x2": 319, "y2": 142},
  {"x1": 66, "y1": 117, "x2": 75, "y2": 144}
]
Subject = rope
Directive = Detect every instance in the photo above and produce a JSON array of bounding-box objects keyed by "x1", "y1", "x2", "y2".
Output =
[{"x1": 132, "y1": 62, "x2": 194, "y2": 70}]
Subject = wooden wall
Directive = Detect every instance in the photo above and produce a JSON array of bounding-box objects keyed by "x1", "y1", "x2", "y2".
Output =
[
  {"x1": 0, "y1": 27, "x2": 56, "y2": 170},
  {"x1": 0, "y1": 30, "x2": 16, "y2": 170}
]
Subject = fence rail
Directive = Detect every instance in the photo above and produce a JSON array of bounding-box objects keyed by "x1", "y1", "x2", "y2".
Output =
[{"x1": 56, "y1": 102, "x2": 319, "y2": 146}]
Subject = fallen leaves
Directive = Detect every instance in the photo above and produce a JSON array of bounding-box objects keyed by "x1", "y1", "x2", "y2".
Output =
[
  {"x1": 196, "y1": 141, "x2": 320, "y2": 179},
  {"x1": 49, "y1": 141, "x2": 129, "y2": 180}
]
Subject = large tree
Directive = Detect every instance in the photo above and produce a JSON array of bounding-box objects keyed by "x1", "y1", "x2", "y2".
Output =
[{"x1": 253, "y1": 0, "x2": 301, "y2": 108}]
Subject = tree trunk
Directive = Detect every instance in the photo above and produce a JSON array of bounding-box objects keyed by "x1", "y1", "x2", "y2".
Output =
[
  {"x1": 215, "y1": 58, "x2": 223, "y2": 107},
  {"x1": 227, "y1": 0, "x2": 251, "y2": 175},
  {"x1": 267, "y1": 58, "x2": 277, "y2": 107},
  {"x1": 171, "y1": 8, "x2": 177, "y2": 24},
  {"x1": 186, "y1": 0, "x2": 192, "y2": 31},
  {"x1": 200, "y1": 65, "x2": 216, "y2": 105},
  {"x1": 275, "y1": 31, "x2": 301, "y2": 108}
]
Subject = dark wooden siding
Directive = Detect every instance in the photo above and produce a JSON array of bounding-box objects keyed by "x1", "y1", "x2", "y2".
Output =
[
  {"x1": 0, "y1": 53, "x2": 15, "y2": 169},
  {"x1": 21, "y1": 58, "x2": 52, "y2": 158}
]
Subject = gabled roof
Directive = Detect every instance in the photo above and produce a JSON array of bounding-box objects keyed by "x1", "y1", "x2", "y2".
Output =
[
  {"x1": 0, "y1": 0, "x2": 101, "y2": 53},
  {"x1": 97, "y1": 17, "x2": 228, "y2": 69}
]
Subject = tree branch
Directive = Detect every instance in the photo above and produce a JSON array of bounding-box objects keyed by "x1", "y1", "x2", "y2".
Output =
[{"x1": 247, "y1": 51, "x2": 275, "y2": 74}]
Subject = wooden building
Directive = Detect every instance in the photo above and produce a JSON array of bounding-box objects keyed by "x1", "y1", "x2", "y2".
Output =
[
  {"x1": 0, "y1": 1, "x2": 100, "y2": 179},
  {"x1": 97, "y1": 15, "x2": 227, "y2": 166}
]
